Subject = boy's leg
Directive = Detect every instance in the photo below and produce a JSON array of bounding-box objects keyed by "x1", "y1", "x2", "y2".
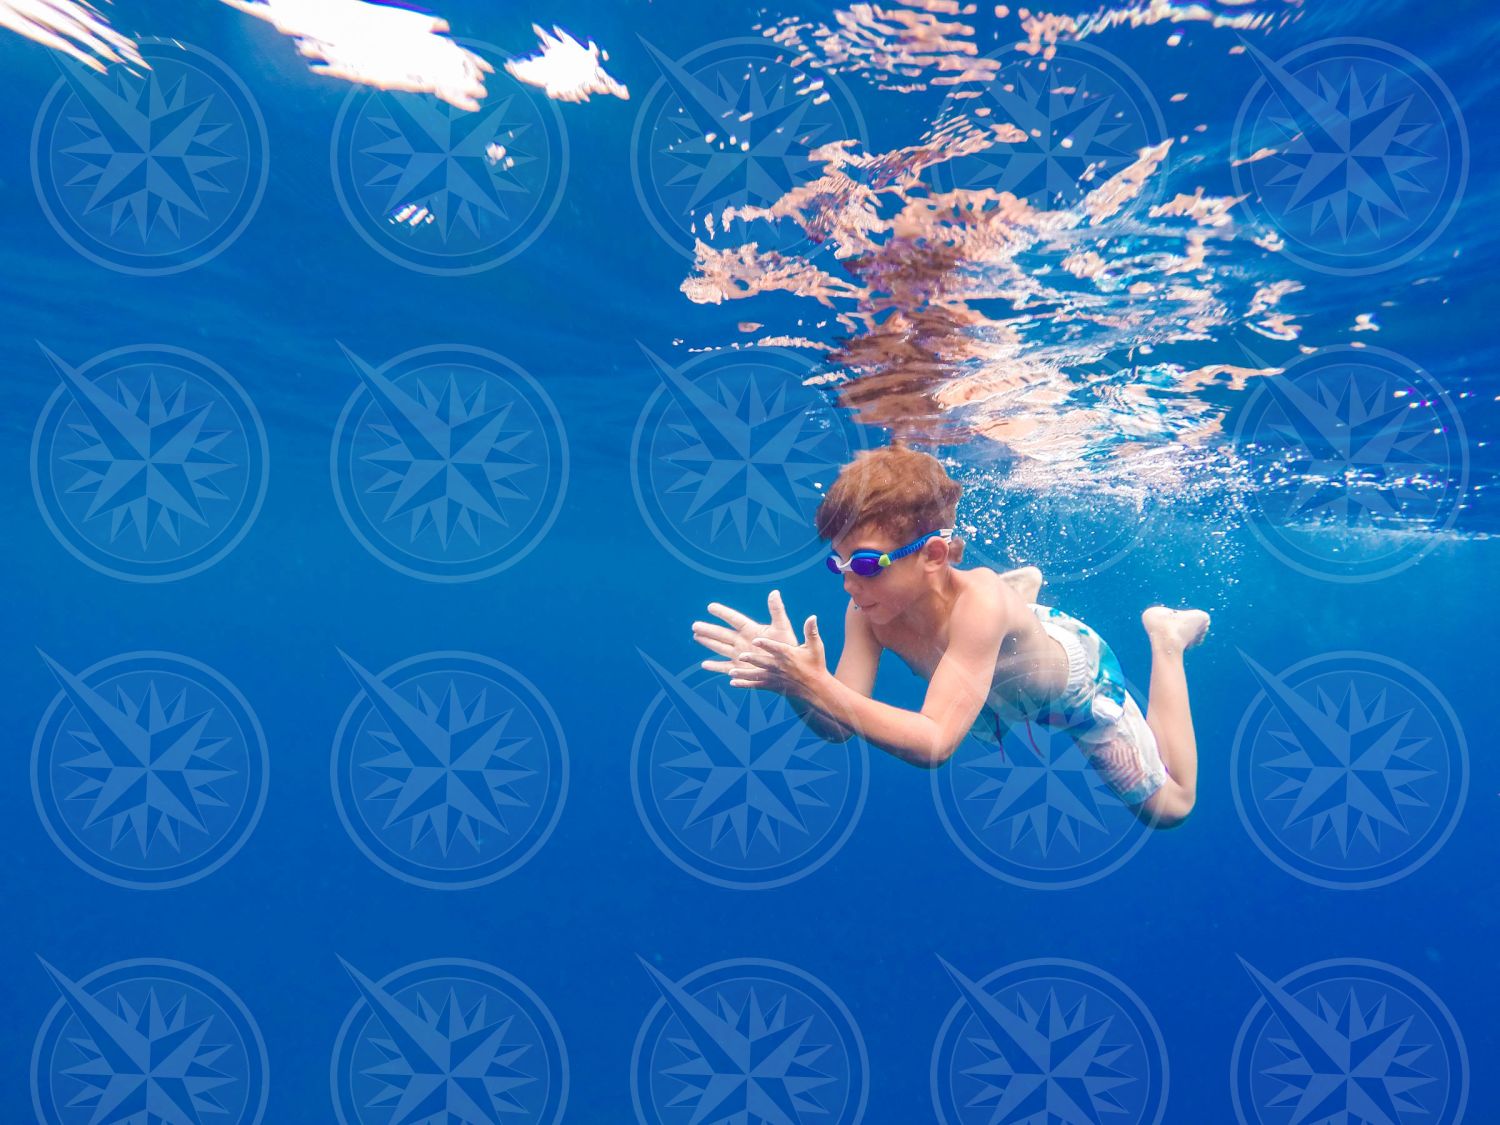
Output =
[{"x1": 1137, "y1": 607, "x2": 1210, "y2": 826}]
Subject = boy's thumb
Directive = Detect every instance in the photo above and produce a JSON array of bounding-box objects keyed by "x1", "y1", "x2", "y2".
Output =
[
  {"x1": 804, "y1": 615, "x2": 821, "y2": 645},
  {"x1": 769, "y1": 588, "x2": 790, "y2": 622}
]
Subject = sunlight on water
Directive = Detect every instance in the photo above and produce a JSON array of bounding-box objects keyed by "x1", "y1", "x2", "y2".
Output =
[
  {"x1": 220, "y1": 0, "x2": 493, "y2": 110},
  {"x1": 0, "y1": 0, "x2": 1482, "y2": 549},
  {"x1": 680, "y1": 106, "x2": 1294, "y2": 499},
  {"x1": 670, "y1": 0, "x2": 1482, "y2": 556},
  {"x1": 504, "y1": 23, "x2": 630, "y2": 103},
  {"x1": 0, "y1": 0, "x2": 141, "y2": 71}
]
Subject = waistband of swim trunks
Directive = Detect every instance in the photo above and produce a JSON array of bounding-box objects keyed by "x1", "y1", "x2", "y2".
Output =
[{"x1": 1031, "y1": 606, "x2": 1092, "y2": 702}]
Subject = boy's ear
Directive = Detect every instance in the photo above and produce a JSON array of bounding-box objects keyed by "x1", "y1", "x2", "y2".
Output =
[{"x1": 922, "y1": 537, "x2": 953, "y2": 568}]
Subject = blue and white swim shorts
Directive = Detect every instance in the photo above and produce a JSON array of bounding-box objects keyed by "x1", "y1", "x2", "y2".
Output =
[{"x1": 1027, "y1": 604, "x2": 1167, "y2": 806}]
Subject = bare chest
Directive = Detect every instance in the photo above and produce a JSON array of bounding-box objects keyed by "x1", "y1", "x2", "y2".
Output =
[{"x1": 877, "y1": 613, "x2": 1068, "y2": 709}]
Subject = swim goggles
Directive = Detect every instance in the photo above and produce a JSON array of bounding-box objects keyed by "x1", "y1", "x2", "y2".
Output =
[{"x1": 825, "y1": 528, "x2": 953, "y2": 577}]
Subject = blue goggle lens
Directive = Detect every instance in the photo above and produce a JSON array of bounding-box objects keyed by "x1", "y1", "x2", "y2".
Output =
[{"x1": 827, "y1": 553, "x2": 885, "y2": 577}]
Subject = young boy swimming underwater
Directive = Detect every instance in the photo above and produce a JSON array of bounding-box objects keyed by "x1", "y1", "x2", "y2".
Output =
[{"x1": 692, "y1": 442, "x2": 1209, "y2": 827}]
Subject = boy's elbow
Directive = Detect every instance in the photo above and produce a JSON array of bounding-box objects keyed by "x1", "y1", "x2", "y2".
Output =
[{"x1": 916, "y1": 734, "x2": 961, "y2": 769}]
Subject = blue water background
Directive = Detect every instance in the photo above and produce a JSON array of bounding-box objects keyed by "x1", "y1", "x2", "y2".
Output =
[{"x1": 0, "y1": 0, "x2": 1496, "y2": 1119}]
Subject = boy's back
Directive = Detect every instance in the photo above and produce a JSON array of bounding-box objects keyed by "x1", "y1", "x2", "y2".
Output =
[{"x1": 845, "y1": 563, "x2": 1073, "y2": 729}]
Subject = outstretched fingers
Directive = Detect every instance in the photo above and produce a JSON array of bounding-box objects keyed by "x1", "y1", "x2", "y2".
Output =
[
  {"x1": 749, "y1": 637, "x2": 796, "y2": 655},
  {"x1": 700, "y1": 597, "x2": 799, "y2": 688},
  {"x1": 691, "y1": 620, "x2": 739, "y2": 657},
  {"x1": 706, "y1": 601, "x2": 753, "y2": 629},
  {"x1": 729, "y1": 647, "x2": 775, "y2": 688},
  {"x1": 740, "y1": 640, "x2": 785, "y2": 667}
]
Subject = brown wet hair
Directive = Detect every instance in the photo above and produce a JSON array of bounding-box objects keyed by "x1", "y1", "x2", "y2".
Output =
[{"x1": 814, "y1": 440, "x2": 962, "y2": 545}]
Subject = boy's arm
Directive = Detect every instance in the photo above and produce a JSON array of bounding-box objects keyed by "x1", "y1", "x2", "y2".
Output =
[
  {"x1": 737, "y1": 586, "x2": 1009, "y2": 768},
  {"x1": 790, "y1": 600, "x2": 881, "y2": 742},
  {"x1": 694, "y1": 592, "x2": 876, "y2": 742}
]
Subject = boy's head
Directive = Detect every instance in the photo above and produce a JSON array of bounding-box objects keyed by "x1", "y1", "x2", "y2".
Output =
[{"x1": 814, "y1": 441, "x2": 963, "y2": 621}]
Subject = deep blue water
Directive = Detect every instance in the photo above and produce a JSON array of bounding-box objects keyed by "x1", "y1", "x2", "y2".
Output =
[{"x1": 0, "y1": 0, "x2": 1495, "y2": 1121}]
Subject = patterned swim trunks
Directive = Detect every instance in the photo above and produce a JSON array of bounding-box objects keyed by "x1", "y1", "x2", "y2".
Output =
[{"x1": 1024, "y1": 604, "x2": 1167, "y2": 806}]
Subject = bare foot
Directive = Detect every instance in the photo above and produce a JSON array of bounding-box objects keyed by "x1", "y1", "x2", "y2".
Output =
[
  {"x1": 999, "y1": 565, "x2": 1043, "y2": 603},
  {"x1": 1142, "y1": 606, "x2": 1210, "y2": 653}
]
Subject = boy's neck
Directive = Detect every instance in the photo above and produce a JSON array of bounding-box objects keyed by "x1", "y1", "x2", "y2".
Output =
[{"x1": 891, "y1": 565, "x2": 962, "y2": 631}]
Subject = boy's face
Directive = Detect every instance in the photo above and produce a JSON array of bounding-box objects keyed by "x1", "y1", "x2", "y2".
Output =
[{"x1": 830, "y1": 520, "x2": 950, "y2": 624}]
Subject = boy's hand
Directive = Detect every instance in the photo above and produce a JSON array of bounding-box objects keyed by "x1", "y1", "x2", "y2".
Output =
[
  {"x1": 729, "y1": 615, "x2": 829, "y2": 701},
  {"x1": 693, "y1": 589, "x2": 798, "y2": 675}
]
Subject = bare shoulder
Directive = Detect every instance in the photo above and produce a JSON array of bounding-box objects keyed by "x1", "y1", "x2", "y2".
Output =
[{"x1": 948, "y1": 568, "x2": 1018, "y2": 642}]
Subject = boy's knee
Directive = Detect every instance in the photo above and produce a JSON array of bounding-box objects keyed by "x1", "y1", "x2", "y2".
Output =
[{"x1": 1140, "y1": 783, "x2": 1194, "y2": 829}]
